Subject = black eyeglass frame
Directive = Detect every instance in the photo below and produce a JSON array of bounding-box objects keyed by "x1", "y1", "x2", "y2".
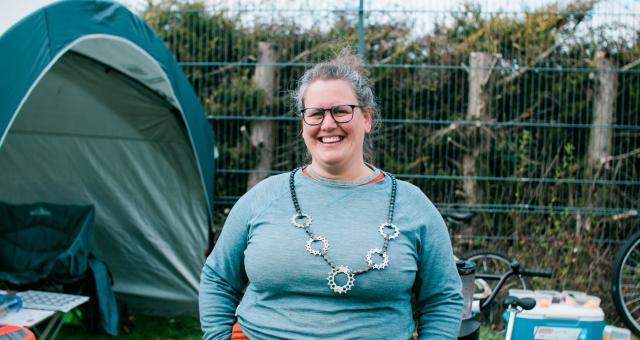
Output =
[{"x1": 299, "y1": 104, "x2": 364, "y2": 126}]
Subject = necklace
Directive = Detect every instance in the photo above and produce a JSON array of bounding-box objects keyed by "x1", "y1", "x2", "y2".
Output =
[{"x1": 288, "y1": 167, "x2": 399, "y2": 294}]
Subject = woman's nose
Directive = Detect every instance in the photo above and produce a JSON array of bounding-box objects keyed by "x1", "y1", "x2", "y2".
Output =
[{"x1": 321, "y1": 111, "x2": 337, "y2": 130}]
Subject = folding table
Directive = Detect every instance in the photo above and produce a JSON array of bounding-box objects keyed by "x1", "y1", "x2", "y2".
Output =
[{"x1": 0, "y1": 290, "x2": 88, "y2": 340}]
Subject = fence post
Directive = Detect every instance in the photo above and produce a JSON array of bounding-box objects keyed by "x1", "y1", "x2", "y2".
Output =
[
  {"x1": 247, "y1": 42, "x2": 278, "y2": 190},
  {"x1": 588, "y1": 52, "x2": 617, "y2": 174},
  {"x1": 580, "y1": 52, "x2": 617, "y2": 234},
  {"x1": 464, "y1": 52, "x2": 494, "y2": 206}
]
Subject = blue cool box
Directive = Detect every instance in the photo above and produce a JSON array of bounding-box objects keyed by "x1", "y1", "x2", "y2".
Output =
[{"x1": 504, "y1": 304, "x2": 605, "y2": 340}]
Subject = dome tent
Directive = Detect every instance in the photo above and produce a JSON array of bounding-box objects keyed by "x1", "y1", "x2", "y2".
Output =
[{"x1": 0, "y1": 0, "x2": 214, "y2": 315}]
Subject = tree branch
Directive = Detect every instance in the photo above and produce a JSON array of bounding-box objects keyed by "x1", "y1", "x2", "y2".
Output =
[
  {"x1": 498, "y1": 39, "x2": 562, "y2": 85},
  {"x1": 604, "y1": 147, "x2": 640, "y2": 162},
  {"x1": 621, "y1": 58, "x2": 640, "y2": 72}
]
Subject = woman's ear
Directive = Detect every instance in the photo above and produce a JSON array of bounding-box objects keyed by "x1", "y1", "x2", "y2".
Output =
[{"x1": 364, "y1": 107, "x2": 373, "y2": 133}]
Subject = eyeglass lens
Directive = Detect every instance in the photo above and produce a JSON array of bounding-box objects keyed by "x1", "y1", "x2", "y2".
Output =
[{"x1": 303, "y1": 105, "x2": 355, "y2": 125}]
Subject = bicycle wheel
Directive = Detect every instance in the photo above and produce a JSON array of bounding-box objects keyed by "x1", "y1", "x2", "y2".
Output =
[
  {"x1": 461, "y1": 249, "x2": 530, "y2": 327},
  {"x1": 461, "y1": 249, "x2": 530, "y2": 291},
  {"x1": 611, "y1": 230, "x2": 640, "y2": 336}
]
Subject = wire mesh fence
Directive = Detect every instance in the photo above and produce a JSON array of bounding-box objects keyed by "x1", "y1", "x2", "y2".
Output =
[{"x1": 141, "y1": 0, "x2": 639, "y2": 250}]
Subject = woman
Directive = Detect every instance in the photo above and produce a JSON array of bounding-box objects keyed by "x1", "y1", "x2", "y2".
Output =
[{"x1": 199, "y1": 50, "x2": 463, "y2": 339}]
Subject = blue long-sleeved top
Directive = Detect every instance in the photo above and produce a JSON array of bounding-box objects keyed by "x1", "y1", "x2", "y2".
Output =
[{"x1": 199, "y1": 170, "x2": 463, "y2": 339}]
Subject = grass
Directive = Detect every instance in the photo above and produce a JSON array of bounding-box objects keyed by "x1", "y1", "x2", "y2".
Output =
[
  {"x1": 481, "y1": 326, "x2": 503, "y2": 340},
  {"x1": 59, "y1": 314, "x2": 201, "y2": 340}
]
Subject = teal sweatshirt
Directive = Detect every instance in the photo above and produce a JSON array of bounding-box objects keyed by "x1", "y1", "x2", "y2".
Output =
[{"x1": 199, "y1": 170, "x2": 463, "y2": 339}]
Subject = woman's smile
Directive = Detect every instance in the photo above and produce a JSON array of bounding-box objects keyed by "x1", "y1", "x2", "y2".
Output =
[{"x1": 319, "y1": 135, "x2": 344, "y2": 144}]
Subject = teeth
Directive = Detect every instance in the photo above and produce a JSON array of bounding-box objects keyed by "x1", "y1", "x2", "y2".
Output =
[{"x1": 321, "y1": 136, "x2": 342, "y2": 143}]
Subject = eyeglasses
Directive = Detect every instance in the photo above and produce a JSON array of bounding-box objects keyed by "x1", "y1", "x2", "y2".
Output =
[{"x1": 300, "y1": 104, "x2": 363, "y2": 126}]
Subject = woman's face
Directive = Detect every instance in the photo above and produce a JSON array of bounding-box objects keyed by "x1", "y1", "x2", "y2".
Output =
[{"x1": 301, "y1": 79, "x2": 372, "y2": 173}]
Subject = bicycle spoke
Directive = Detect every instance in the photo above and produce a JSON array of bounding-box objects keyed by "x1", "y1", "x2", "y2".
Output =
[
  {"x1": 626, "y1": 302, "x2": 639, "y2": 316},
  {"x1": 625, "y1": 296, "x2": 640, "y2": 308},
  {"x1": 621, "y1": 292, "x2": 640, "y2": 303}
]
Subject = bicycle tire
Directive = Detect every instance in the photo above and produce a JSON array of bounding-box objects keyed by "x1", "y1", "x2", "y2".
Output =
[
  {"x1": 611, "y1": 229, "x2": 640, "y2": 336},
  {"x1": 461, "y1": 249, "x2": 531, "y2": 327},
  {"x1": 461, "y1": 249, "x2": 530, "y2": 290}
]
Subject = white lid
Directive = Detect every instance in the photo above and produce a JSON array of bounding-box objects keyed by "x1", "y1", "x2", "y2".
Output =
[
  {"x1": 508, "y1": 289, "x2": 535, "y2": 298},
  {"x1": 562, "y1": 290, "x2": 588, "y2": 296},
  {"x1": 517, "y1": 304, "x2": 604, "y2": 321},
  {"x1": 535, "y1": 290, "x2": 562, "y2": 297}
]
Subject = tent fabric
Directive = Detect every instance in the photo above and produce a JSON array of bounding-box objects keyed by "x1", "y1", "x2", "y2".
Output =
[
  {"x1": 0, "y1": 0, "x2": 214, "y2": 315},
  {"x1": 0, "y1": 0, "x2": 214, "y2": 206}
]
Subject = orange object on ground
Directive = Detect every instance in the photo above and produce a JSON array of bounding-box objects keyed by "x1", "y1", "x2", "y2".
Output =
[
  {"x1": 231, "y1": 322, "x2": 249, "y2": 340},
  {"x1": 0, "y1": 324, "x2": 35, "y2": 340}
]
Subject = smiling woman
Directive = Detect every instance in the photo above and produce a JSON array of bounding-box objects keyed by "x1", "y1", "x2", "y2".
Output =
[
  {"x1": 295, "y1": 51, "x2": 381, "y2": 176},
  {"x1": 199, "y1": 49, "x2": 464, "y2": 339}
]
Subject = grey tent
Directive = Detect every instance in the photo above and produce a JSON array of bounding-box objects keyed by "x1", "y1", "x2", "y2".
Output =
[{"x1": 0, "y1": 0, "x2": 214, "y2": 315}]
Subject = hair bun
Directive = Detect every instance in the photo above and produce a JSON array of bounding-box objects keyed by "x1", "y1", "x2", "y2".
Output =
[{"x1": 331, "y1": 48, "x2": 370, "y2": 79}]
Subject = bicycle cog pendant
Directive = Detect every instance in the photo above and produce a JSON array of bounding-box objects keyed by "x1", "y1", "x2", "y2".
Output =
[
  {"x1": 291, "y1": 212, "x2": 312, "y2": 228},
  {"x1": 366, "y1": 248, "x2": 389, "y2": 270},
  {"x1": 378, "y1": 222, "x2": 400, "y2": 240},
  {"x1": 327, "y1": 265, "x2": 355, "y2": 294},
  {"x1": 306, "y1": 235, "x2": 329, "y2": 256}
]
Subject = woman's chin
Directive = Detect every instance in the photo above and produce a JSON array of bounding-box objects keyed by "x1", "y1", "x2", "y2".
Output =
[
  {"x1": 311, "y1": 158, "x2": 348, "y2": 171},
  {"x1": 312, "y1": 150, "x2": 345, "y2": 163}
]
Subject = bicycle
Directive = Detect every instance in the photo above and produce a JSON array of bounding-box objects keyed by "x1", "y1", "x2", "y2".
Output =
[
  {"x1": 442, "y1": 210, "x2": 530, "y2": 325},
  {"x1": 457, "y1": 258, "x2": 553, "y2": 340},
  {"x1": 442, "y1": 210, "x2": 530, "y2": 289},
  {"x1": 442, "y1": 210, "x2": 530, "y2": 292},
  {"x1": 611, "y1": 228, "x2": 640, "y2": 336}
]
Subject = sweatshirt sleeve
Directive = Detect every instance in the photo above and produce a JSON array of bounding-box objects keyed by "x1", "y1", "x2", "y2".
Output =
[
  {"x1": 199, "y1": 194, "x2": 252, "y2": 340},
  {"x1": 413, "y1": 193, "x2": 464, "y2": 339}
]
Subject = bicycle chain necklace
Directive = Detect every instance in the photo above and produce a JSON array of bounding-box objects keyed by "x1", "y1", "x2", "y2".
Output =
[{"x1": 288, "y1": 167, "x2": 399, "y2": 294}]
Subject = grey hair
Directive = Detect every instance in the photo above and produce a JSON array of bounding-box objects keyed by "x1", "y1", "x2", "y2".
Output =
[{"x1": 293, "y1": 52, "x2": 381, "y2": 163}]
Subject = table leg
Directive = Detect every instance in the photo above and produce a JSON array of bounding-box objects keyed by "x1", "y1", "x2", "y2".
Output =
[{"x1": 38, "y1": 313, "x2": 62, "y2": 340}]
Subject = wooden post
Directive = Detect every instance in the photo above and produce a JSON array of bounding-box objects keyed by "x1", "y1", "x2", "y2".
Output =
[
  {"x1": 587, "y1": 52, "x2": 617, "y2": 174},
  {"x1": 463, "y1": 52, "x2": 495, "y2": 206},
  {"x1": 247, "y1": 42, "x2": 278, "y2": 190},
  {"x1": 581, "y1": 52, "x2": 617, "y2": 234}
]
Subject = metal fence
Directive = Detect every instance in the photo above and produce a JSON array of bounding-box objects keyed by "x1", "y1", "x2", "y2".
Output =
[{"x1": 142, "y1": 0, "x2": 640, "y2": 246}]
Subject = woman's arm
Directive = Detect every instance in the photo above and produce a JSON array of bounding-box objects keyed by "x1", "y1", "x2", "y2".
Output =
[
  {"x1": 199, "y1": 198, "x2": 251, "y2": 340},
  {"x1": 414, "y1": 201, "x2": 464, "y2": 339}
]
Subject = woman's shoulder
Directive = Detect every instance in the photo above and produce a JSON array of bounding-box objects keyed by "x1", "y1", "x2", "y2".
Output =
[
  {"x1": 390, "y1": 177, "x2": 441, "y2": 216},
  {"x1": 230, "y1": 172, "x2": 292, "y2": 220},
  {"x1": 242, "y1": 172, "x2": 291, "y2": 200},
  {"x1": 251, "y1": 172, "x2": 290, "y2": 189},
  {"x1": 393, "y1": 177, "x2": 430, "y2": 201}
]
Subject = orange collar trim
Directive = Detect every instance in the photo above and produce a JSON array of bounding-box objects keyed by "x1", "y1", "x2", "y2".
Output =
[{"x1": 301, "y1": 167, "x2": 385, "y2": 186}]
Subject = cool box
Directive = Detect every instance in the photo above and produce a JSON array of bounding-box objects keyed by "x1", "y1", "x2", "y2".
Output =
[{"x1": 504, "y1": 304, "x2": 605, "y2": 340}]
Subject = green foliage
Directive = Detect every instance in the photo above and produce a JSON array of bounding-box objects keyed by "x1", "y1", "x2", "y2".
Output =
[
  {"x1": 480, "y1": 326, "x2": 503, "y2": 340},
  {"x1": 211, "y1": 74, "x2": 266, "y2": 116}
]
